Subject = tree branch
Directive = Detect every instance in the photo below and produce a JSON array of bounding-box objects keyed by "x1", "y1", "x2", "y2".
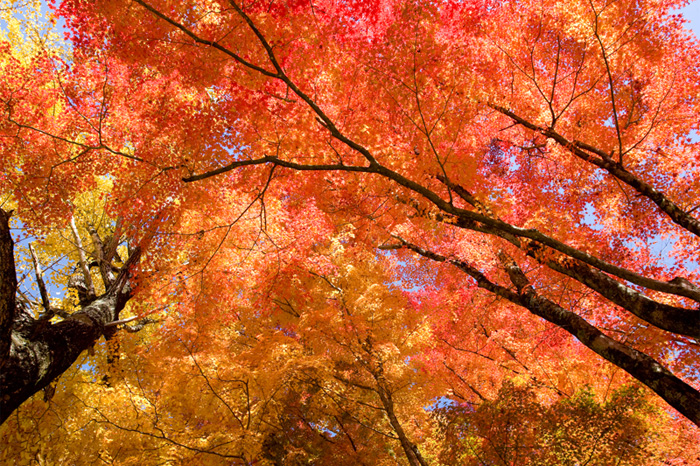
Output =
[
  {"x1": 183, "y1": 155, "x2": 374, "y2": 182},
  {"x1": 0, "y1": 231, "x2": 141, "y2": 424},
  {"x1": 436, "y1": 174, "x2": 700, "y2": 302},
  {"x1": 491, "y1": 104, "x2": 700, "y2": 238},
  {"x1": 70, "y1": 215, "x2": 96, "y2": 300},
  {"x1": 396, "y1": 239, "x2": 700, "y2": 427},
  {"x1": 133, "y1": 0, "x2": 279, "y2": 78},
  {"x1": 28, "y1": 243, "x2": 51, "y2": 313}
]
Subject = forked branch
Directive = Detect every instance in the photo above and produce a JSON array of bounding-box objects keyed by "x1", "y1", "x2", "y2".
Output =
[{"x1": 392, "y1": 238, "x2": 700, "y2": 427}]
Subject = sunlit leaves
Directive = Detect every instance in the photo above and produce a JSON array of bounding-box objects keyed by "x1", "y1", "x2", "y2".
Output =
[{"x1": 2, "y1": 0, "x2": 700, "y2": 462}]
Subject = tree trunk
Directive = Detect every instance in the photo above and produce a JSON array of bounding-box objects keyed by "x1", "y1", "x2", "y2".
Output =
[
  {"x1": 375, "y1": 380, "x2": 429, "y2": 466},
  {"x1": 0, "y1": 210, "x2": 135, "y2": 425}
]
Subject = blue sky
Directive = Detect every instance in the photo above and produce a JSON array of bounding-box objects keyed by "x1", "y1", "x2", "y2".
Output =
[{"x1": 680, "y1": 1, "x2": 700, "y2": 34}]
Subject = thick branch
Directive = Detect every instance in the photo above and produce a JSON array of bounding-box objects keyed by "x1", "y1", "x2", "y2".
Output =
[
  {"x1": 102, "y1": 217, "x2": 123, "y2": 264},
  {"x1": 433, "y1": 180, "x2": 700, "y2": 344},
  {"x1": 436, "y1": 177, "x2": 700, "y2": 336},
  {"x1": 452, "y1": 214, "x2": 700, "y2": 303},
  {"x1": 0, "y1": 241, "x2": 140, "y2": 424},
  {"x1": 0, "y1": 293, "x2": 121, "y2": 424},
  {"x1": 375, "y1": 385, "x2": 429, "y2": 466},
  {"x1": 527, "y1": 246, "x2": 700, "y2": 338},
  {"x1": 87, "y1": 222, "x2": 117, "y2": 288},
  {"x1": 399, "y1": 240, "x2": 700, "y2": 427}
]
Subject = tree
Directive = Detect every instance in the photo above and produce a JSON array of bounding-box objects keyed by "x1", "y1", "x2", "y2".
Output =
[
  {"x1": 2, "y1": 240, "x2": 692, "y2": 464},
  {"x1": 435, "y1": 382, "x2": 665, "y2": 465},
  {"x1": 0, "y1": 1, "x2": 149, "y2": 423},
  {"x1": 1, "y1": 0, "x2": 700, "y2": 462},
  {"x1": 0, "y1": 207, "x2": 142, "y2": 424}
]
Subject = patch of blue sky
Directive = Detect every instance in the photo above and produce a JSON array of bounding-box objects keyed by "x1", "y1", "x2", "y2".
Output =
[
  {"x1": 309, "y1": 422, "x2": 338, "y2": 438},
  {"x1": 678, "y1": 1, "x2": 700, "y2": 35},
  {"x1": 580, "y1": 203, "x2": 604, "y2": 231},
  {"x1": 425, "y1": 396, "x2": 459, "y2": 412},
  {"x1": 9, "y1": 218, "x2": 73, "y2": 325},
  {"x1": 0, "y1": 1, "x2": 70, "y2": 55}
]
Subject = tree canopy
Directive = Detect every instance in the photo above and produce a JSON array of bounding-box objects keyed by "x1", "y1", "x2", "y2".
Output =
[{"x1": 1, "y1": 0, "x2": 700, "y2": 463}]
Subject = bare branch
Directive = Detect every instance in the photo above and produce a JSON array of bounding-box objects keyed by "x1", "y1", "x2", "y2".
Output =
[
  {"x1": 28, "y1": 243, "x2": 51, "y2": 312},
  {"x1": 70, "y1": 216, "x2": 96, "y2": 300}
]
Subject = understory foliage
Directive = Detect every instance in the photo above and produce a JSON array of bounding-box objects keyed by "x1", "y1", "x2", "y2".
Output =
[{"x1": 1, "y1": 0, "x2": 700, "y2": 464}]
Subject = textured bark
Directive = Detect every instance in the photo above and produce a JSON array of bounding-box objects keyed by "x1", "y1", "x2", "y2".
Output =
[
  {"x1": 0, "y1": 214, "x2": 138, "y2": 425},
  {"x1": 70, "y1": 216, "x2": 96, "y2": 300},
  {"x1": 0, "y1": 293, "x2": 125, "y2": 424},
  {"x1": 0, "y1": 209, "x2": 17, "y2": 366},
  {"x1": 402, "y1": 241, "x2": 700, "y2": 427},
  {"x1": 515, "y1": 291, "x2": 700, "y2": 426},
  {"x1": 0, "y1": 210, "x2": 17, "y2": 365},
  {"x1": 526, "y1": 244, "x2": 700, "y2": 338}
]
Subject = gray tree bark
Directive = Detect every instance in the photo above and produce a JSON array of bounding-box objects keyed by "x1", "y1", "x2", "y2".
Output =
[{"x1": 0, "y1": 210, "x2": 138, "y2": 425}]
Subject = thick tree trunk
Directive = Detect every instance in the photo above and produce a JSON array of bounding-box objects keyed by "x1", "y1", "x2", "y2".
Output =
[
  {"x1": 0, "y1": 210, "x2": 134, "y2": 425},
  {"x1": 0, "y1": 295, "x2": 125, "y2": 424},
  {"x1": 0, "y1": 210, "x2": 17, "y2": 367}
]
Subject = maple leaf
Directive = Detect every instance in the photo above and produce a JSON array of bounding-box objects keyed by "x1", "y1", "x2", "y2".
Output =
[{"x1": 3, "y1": 0, "x2": 700, "y2": 463}]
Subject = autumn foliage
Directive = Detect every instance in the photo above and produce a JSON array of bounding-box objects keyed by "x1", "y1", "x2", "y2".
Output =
[{"x1": 1, "y1": 0, "x2": 700, "y2": 463}]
